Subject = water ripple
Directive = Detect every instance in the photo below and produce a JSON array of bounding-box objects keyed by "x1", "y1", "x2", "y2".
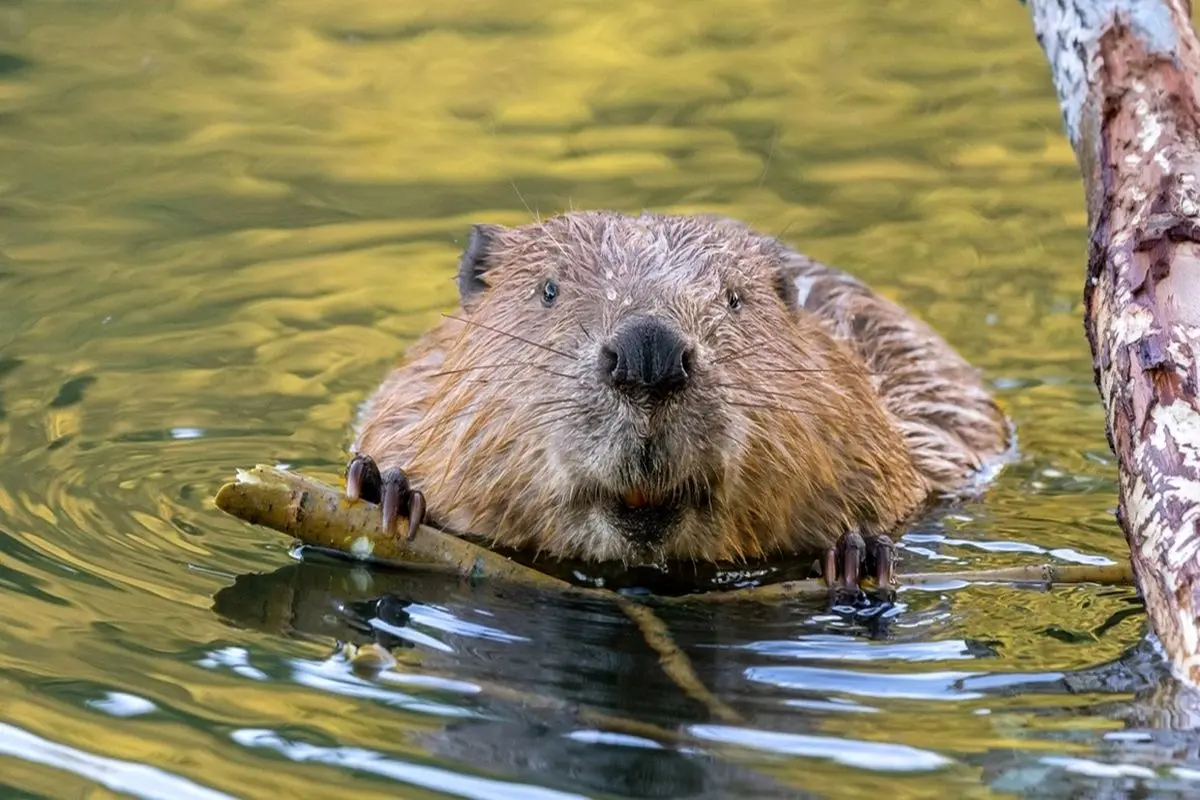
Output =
[
  {"x1": 0, "y1": 722, "x2": 234, "y2": 800},
  {"x1": 745, "y1": 665, "x2": 985, "y2": 701},
  {"x1": 687, "y1": 725, "x2": 951, "y2": 772},
  {"x1": 0, "y1": 0, "x2": 1159, "y2": 795},
  {"x1": 729, "y1": 634, "x2": 978, "y2": 663},
  {"x1": 231, "y1": 728, "x2": 592, "y2": 800}
]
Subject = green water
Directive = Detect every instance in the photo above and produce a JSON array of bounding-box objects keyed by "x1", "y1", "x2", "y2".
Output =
[{"x1": 0, "y1": 0, "x2": 1189, "y2": 797}]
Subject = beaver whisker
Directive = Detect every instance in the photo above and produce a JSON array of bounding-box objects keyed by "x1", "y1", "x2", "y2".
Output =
[
  {"x1": 711, "y1": 345, "x2": 762, "y2": 365},
  {"x1": 711, "y1": 381, "x2": 843, "y2": 399},
  {"x1": 425, "y1": 397, "x2": 583, "y2": 432},
  {"x1": 726, "y1": 400, "x2": 819, "y2": 418},
  {"x1": 460, "y1": 397, "x2": 583, "y2": 422},
  {"x1": 480, "y1": 405, "x2": 593, "y2": 441},
  {"x1": 701, "y1": 305, "x2": 739, "y2": 342},
  {"x1": 430, "y1": 362, "x2": 566, "y2": 379},
  {"x1": 712, "y1": 383, "x2": 860, "y2": 414},
  {"x1": 702, "y1": 472, "x2": 716, "y2": 518},
  {"x1": 774, "y1": 217, "x2": 799, "y2": 241},
  {"x1": 490, "y1": 410, "x2": 589, "y2": 443},
  {"x1": 437, "y1": 367, "x2": 580, "y2": 385},
  {"x1": 464, "y1": 366, "x2": 579, "y2": 384},
  {"x1": 508, "y1": 179, "x2": 537, "y2": 222},
  {"x1": 443, "y1": 314, "x2": 578, "y2": 361},
  {"x1": 757, "y1": 366, "x2": 885, "y2": 376}
]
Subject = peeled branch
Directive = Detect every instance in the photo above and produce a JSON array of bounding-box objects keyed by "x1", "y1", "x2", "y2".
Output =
[
  {"x1": 213, "y1": 464, "x2": 1134, "y2": 599},
  {"x1": 215, "y1": 464, "x2": 576, "y2": 592},
  {"x1": 214, "y1": 464, "x2": 743, "y2": 723},
  {"x1": 214, "y1": 464, "x2": 1137, "y2": 727}
]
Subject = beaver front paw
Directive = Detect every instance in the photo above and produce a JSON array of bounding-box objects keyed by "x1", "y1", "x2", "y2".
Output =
[
  {"x1": 822, "y1": 530, "x2": 896, "y2": 604},
  {"x1": 344, "y1": 453, "x2": 427, "y2": 540}
]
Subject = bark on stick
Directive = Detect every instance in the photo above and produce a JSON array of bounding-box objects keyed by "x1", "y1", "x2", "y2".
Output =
[
  {"x1": 214, "y1": 465, "x2": 1134, "y2": 600},
  {"x1": 1025, "y1": 0, "x2": 1200, "y2": 684}
]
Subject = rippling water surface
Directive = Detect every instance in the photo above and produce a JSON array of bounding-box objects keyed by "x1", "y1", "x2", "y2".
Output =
[{"x1": 2, "y1": 0, "x2": 1195, "y2": 797}]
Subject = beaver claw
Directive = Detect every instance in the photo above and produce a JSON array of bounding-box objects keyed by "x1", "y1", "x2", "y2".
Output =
[
  {"x1": 823, "y1": 530, "x2": 896, "y2": 604},
  {"x1": 345, "y1": 453, "x2": 426, "y2": 540}
]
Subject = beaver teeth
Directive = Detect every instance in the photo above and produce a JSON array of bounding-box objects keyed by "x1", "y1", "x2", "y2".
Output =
[{"x1": 624, "y1": 487, "x2": 651, "y2": 508}]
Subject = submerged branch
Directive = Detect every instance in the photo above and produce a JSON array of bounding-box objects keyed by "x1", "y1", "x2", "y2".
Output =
[
  {"x1": 652, "y1": 562, "x2": 1136, "y2": 605},
  {"x1": 214, "y1": 464, "x2": 1138, "y2": 735},
  {"x1": 215, "y1": 464, "x2": 743, "y2": 724},
  {"x1": 614, "y1": 597, "x2": 746, "y2": 724},
  {"x1": 336, "y1": 644, "x2": 803, "y2": 795}
]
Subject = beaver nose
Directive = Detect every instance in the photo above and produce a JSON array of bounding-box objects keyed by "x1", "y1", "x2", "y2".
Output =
[{"x1": 601, "y1": 317, "x2": 693, "y2": 399}]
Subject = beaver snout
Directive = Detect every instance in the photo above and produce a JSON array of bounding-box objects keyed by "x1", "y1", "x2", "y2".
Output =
[{"x1": 599, "y1": 316, "x2": 694, "y2": 401}]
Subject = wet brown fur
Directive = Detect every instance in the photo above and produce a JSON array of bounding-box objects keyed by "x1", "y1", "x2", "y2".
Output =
[{"x1": 352, "y1": 211, "x2": 1010, "y2": 564}]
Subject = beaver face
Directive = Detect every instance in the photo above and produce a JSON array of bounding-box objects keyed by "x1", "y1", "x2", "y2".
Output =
[
  {"x1": 590, "y1": 314, "x2": 707, "y2": 545},
  {"x1": 420, "y1": 210, "x2": 846, "y2": 563}
]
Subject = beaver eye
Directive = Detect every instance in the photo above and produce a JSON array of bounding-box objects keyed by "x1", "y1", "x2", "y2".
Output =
[
  {"x1": 726, "y1": 289, "x2": 743, "y2": 311},
  {"x1": 541, "y1": 279, "x2": 558, "y2": 307}
]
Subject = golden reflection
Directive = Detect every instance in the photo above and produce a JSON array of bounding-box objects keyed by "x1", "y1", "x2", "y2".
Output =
[{"x1": 0, "y1": 0, "x2": 1164, "y2": 795}]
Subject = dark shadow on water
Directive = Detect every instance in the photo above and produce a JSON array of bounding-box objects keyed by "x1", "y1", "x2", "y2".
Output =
[
  {"x1": 965, "y1": 637, "x2": 1200, "y2": 797},
  {"x1": 212, "y1": 555, "x2": 824, "y2": 799},
  {"x1": 48, "y1": 374, "x2": 96, "y2": 408},
  {"x1": 0, "y1": 52, "x2": 32, "y2": 76},
  {"x1": 208, "y1": 551, "x2": 1200, "y2": 797},
  {"x1": 0, "y1": 356, "x2": 22, "y2": 381}
]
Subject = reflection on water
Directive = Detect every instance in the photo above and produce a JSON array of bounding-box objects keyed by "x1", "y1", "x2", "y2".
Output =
[{"x1": 0, "y1": 0, "x2": 1195, "y2": 796}]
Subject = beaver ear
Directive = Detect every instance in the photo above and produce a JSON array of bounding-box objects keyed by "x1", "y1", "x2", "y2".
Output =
[
  {"x1": 772, "y1": 259, "x2": 802, "y2": 310},
  {"x1": 456, "y1": 224, "x2": 507, "y2": 304}
]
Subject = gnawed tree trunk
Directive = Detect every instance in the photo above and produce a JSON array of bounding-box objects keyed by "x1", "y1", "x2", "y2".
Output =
[{"x1": 1025, "y1": 0, "x2": 1200, "y2": 685}]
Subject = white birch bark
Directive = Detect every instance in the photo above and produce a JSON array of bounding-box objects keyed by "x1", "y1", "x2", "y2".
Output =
[{"x1": 1025, "y1": 0, "x2": 1200, "y2": 684}]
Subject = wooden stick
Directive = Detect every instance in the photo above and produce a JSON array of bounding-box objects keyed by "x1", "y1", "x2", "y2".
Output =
[
  {"x1": 214, "y1": 465, "x2": 1136, "y2": 599},
  {"x1": 213, "y1": 464, "x2": 1141, "y2": 735},
  {"x1": 650, "y1": 562, "x2": 1136, "y2": 605},
  {"x1": 335, "y1": 644, "x2": 798, "y2": 795},
  {"x1": 214, "y1": 465, "x2": 576, "y2": 592},
  {"x1": 1024, "y1": 0, "x2": 1200, "y2": 684},
  {"x1": 339, "y1": 642, "x2": 696, "y2": 745},
  {"x1": 214, "y1": 464, "x2": 743, "y2": 724}
]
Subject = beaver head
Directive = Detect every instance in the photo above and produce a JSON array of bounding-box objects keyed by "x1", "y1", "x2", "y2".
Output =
[{"x1": 404, "y1": 211, "x2": 922, "y2": 564}]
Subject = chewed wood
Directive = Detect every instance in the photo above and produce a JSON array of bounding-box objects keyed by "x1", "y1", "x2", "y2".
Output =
[
  {"x1": 213, "y1": 464, "x2": 1136, "y2": 600},
  {"x1": 1027, "y1": 0, "x2": 1184, "y2": 148},
  {"x1": 1027, "y1": 0, "x2": 1200, "y2": 685}
]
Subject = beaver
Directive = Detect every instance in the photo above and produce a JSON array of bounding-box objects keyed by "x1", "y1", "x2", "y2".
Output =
[{"x1": 343, "y1": 211, "x2": 1010, "y2": 591}]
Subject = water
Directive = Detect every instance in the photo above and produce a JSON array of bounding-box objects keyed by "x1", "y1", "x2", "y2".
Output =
[{"x1": 0, "y1": 0, "x2": 1191, "y2": 796}]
